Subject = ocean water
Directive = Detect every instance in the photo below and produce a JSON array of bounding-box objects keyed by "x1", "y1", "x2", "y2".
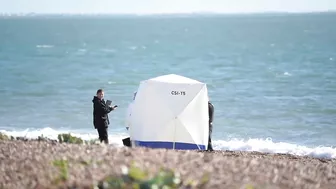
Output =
[{"x1": 0, "y1": 13, "x2": 336, "y2": 158}]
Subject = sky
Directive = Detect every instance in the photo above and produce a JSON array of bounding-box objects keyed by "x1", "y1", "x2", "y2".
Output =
[{"x1": 0, "y1": 0, "x2": 335, "y2": 14}]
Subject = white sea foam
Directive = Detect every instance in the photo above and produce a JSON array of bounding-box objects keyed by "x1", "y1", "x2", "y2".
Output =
[
  {"x1": 36, "y1": 45, "x2": 54, "y2": 48},
  {"x1": 0, "y1": 127, "x2": 127, "y2": 147},
  {"x1": 101, "y1": 48, "x2": 116, "y2": 53},
  {"x1": 213, "y1": 138, "x2": 336, "y2": 159},
  {"x1": 78, "y1": 49, "x2": 87, "y2": 52},
  {"x1": 1, "y1": 128, "x2": 335, "y2": 159},
  {"x1": 129, "y1": 46, "x2": 137, "y2": 50}
]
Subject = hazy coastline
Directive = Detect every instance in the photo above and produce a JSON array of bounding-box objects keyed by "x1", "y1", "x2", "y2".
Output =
[{"x1": 1, "y1": 10, "x2": 336, "y2": 18}]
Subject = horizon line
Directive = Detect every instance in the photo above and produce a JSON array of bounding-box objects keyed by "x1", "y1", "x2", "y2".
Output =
[{"x1": 0, "y1": 10, "x2": 336, "y2": 16}]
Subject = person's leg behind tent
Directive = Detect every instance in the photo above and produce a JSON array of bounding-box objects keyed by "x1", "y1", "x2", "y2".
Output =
[{"x1": 207, "y1": 123, "x2": 214, "y2": 151}]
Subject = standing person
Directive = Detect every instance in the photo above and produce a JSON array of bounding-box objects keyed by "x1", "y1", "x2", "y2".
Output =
[
  {"x1": 92, "y1": 89, "x2": 117, "y2": 144},
  {"x1": 208, "y1": 101, "x2": 214, "y2": 151}
]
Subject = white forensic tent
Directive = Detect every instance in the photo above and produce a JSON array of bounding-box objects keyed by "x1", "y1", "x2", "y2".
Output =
[
  {"x1": 129, "y1": 74, "x2": 209, "y2": 150},
  {"x1": 125, "y1": 91, "x2": 137, "y2": 131}
]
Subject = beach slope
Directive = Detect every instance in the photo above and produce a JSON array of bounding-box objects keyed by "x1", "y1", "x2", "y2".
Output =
[{"x1": 0, "y1": 140, "x2": 335, "y2": 189}]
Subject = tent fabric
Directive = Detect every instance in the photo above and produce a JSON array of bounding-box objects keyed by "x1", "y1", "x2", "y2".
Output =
[
  {"x1": 129, "y1": 74, "x2": 209, "y2": 150},
  {"x1": 133, "y1": 141, "x2": 206, "y2": 150},
  {"x1": 125, "y1": 102, "x2": 133, "y2": 130},
  {"x1": 125, "y1": 91, "x2": 137, "y2": 130}
]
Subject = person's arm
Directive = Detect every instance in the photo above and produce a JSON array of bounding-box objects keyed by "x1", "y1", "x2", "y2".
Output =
[{"x1": 94, "y1": 101, "x2": 114, "y2": 116}]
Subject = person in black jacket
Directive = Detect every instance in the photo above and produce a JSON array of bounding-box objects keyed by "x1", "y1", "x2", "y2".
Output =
[
  {"x1": 92, "y1": 89, "x2": 117, "y2": 144},
  {"x1": 208, "y1": 101, "x2": 214, "y2": 151}
]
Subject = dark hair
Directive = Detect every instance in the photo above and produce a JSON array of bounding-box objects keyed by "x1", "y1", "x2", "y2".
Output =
[{"x1": 96, "y1": 89, "x2": 104, "y2": 94}]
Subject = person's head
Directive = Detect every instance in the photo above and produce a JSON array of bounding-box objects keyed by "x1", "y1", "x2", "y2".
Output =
[{"x1": 96, "y1": 89, "x2": 104, "y2": 100}]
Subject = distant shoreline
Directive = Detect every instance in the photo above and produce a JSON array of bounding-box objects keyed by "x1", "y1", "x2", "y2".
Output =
[{"x1": 1, "y1": 11, "x2": 336, "y2": 18}]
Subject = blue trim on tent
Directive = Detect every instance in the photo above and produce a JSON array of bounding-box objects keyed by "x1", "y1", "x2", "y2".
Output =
[{"x1": 133, "y1": 140, "x2": 206, "y2": 150}]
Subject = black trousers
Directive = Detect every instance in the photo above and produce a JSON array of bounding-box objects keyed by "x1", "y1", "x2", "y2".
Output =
[
  {"x1": 207, "y1": 123, "x2": 213, "y2": 151},
  {"x1": 97, "y1": 127, "x2": 109, "y2": 144}
]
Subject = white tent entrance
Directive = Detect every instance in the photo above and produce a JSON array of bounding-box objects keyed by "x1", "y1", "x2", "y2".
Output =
[{"x1": 129, "y1": 74, "x2": 209, "y2": 150}]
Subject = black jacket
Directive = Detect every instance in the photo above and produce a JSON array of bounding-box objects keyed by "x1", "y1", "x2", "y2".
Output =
[
  {"x1": 208, "y1": 101, "x2": 214, "y2": 124},
  {"x1": 92, "y1": 96, "x2": 114, "y2": 129}
]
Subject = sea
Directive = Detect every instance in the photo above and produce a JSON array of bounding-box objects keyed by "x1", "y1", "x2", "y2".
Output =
[{"x1": 0, "y1": 12, "x2": 335, "y2": 159}]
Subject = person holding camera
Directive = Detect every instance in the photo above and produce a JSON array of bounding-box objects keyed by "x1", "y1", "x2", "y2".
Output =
[{"x1": 92, "y1": 89, "x2": 118, "y2": 144}]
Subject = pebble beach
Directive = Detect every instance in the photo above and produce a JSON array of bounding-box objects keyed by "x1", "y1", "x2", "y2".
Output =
[{"x1": 1, "y1": 139, "x2": 335, "y2": 189}]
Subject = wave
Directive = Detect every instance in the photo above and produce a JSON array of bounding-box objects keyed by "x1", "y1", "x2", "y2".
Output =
[
  {"x1": 0, "y1": 127, "x2": 127, "y2": 147},
  {"x1": 36, "y1": 45, "x2": 54, "y2": 48},
  {"x1": 213, "y1": 138, "x2": 336, "y2": 159},
  {"x1": 1, "y1": 128, "x2": 335, "y2": 159}
]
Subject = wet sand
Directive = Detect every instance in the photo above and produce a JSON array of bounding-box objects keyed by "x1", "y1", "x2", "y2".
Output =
[{"x1": 0, "y1": 140, "x2": 335, "y2": 189}]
